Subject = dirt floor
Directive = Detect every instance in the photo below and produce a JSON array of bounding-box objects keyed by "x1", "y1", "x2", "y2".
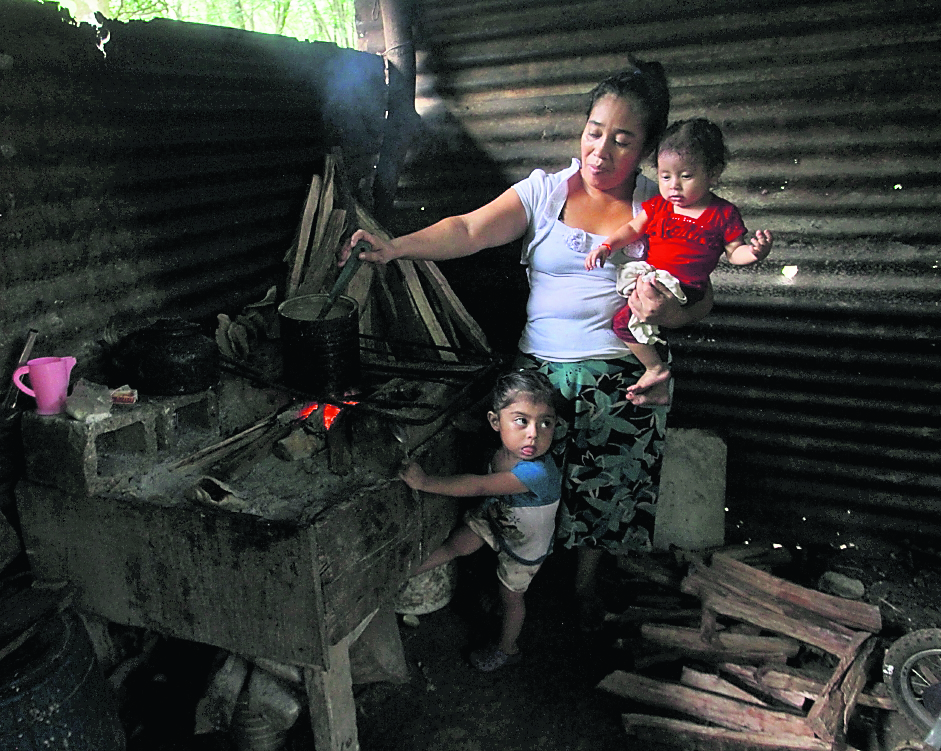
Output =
[{"x1": 116, "y1": 527, "x2": 941, "y2": 751}]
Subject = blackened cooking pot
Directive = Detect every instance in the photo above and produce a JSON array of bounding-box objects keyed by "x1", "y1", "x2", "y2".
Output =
[{"x1": 111, "y1": 317, "x2": 219, "y2": 395}]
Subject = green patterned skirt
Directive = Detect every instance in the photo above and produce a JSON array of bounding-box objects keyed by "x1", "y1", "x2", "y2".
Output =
[{"x1": 514, "y1": 351, "x2": 670, "y2": 553}]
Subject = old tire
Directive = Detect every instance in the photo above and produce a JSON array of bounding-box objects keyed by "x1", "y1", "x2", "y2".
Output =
[{"x1": 884, "y1": 628, "x2": 941, "y2": 734}]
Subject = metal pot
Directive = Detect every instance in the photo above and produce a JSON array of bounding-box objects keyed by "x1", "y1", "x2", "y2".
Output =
[{"x1": 111, "y1": 317, "x2": 219, "y2": 395}]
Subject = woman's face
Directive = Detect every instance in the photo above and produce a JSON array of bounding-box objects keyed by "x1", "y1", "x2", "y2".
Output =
[{"x1": 580, "y1": 94, "x2": 648, "y2": 196}]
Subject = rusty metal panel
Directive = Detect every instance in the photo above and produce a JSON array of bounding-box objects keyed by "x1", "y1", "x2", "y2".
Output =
[
  {"x1": 388, "y1": 0, "x2": 941, "y2": 541},
  {"x1": 1, "y1": 0, "x2": 386, "y2": 380}
]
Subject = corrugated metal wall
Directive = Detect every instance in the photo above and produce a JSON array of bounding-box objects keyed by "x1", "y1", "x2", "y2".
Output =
[
  {"x1": 358, "y1": 0, "x2": 941, "y2": 542},
  {"x1": 1, "y1": 0, "x2": 386, "y2": 382}
]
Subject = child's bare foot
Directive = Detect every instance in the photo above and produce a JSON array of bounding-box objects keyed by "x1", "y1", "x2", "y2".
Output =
[
  {"x1": 626, "y1": 372, "x2": 672, "y2": 406},
  {"x1": 626, "y1": 366, "x2": 671, "y2": 396}
]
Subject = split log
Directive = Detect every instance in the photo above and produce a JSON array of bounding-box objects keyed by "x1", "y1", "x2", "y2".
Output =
[
  {"x1": 286, "y1": 174, "x2": 323, "y2": 298},
  {"x1": 718, "y1": 663, "x2": 809, "y2": 710},
  {"x1": 680, "y1": 666, "x2": 770, "y2": 705},
  {"x1": 604, "y1": 606, "x2": 701, "y2": 624},
  {"x1": 683, "y1": 555, "x2": 878, "y2": 658},
  {"x1": 398, "y1": 260, "x2": 458, "y2": 362},
  {"x1": 805, "y1": 633, "x2": 877, "y2": 744},
  {"x1": 719, "y1": 662, "x2": 894, "y2": 711},
  {"x1": 710, "y1": 553, "x2": 882, "y2": 633},
  {"x1": 641, "y1": 623, "x2": 802, "y2": 663},
  {"x1": 620, "y1": 714, "x2": 854, "y2": 751},
  {"x1": 598, "y1": 671, "x2": 814, "y2": 737},
  {"x1": 414, "y1": 261, "x2": 490, "y2": 353},
  {"x1": 298, "y1": 207, "x2": 349, "y2": 300}
]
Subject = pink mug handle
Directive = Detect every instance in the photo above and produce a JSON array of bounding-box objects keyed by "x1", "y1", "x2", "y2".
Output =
[{"x1": 12, "y1": 364, "x2": 35, "y2": 397}]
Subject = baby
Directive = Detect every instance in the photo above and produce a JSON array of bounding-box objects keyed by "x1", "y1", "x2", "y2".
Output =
[{"x1": 585, "y1": 118, "x2": 773, "y2": 405}]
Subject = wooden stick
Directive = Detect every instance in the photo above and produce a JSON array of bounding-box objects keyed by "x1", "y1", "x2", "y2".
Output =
[
  {"x1": 298, "y1": 208, "x2": 349, "y2": 299},
  {"x1": 286, "y1": 174, "x2": 323, "y2": 298},
  {"x1": 598, "y1": 671, "x2": 815, "y2": 737},
  {"x1": 621, "y1": 714, "x2": 842, "y2": 751},
  {"x1": 168, "y1": 415, "x2": 277, "y2": 471},
  {"x1": 414, "y1": 261, "x2": 490, "y2": 353},
  {"x1": 398, "y1": 260, "x2": 457, "y2": 362},
  {"x1": 2, "y1": 327, "x2": 39, "y2": 412}
]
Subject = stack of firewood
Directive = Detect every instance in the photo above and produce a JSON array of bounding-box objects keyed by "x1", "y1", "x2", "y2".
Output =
[
  {"x1": 282, "y1": 148, "x2": 490, "y2": 359},
  {"x1": 599, "y1": 549, "x2": 891, "y2": 751}
]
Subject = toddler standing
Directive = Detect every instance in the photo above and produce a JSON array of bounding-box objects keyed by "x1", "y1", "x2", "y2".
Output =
[
  {"x1": 399, "y1": 370, "x2": 562, "y2": 672},
  {"x1": 585, "y1": 118, "x2": 773, "y2": 405}
]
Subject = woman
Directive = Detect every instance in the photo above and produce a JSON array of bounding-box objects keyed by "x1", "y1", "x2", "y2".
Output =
[{"x1": 341, "y1": 57, "x2": 712, "y2": 630}]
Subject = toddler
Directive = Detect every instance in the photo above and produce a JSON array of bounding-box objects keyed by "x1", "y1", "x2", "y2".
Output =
[
  {"x1": 400, "y1": 370, "x2": 562, "y2": 672},
  {"x1": 585, "y1": 118, "x2": 773, "y2": 405}
]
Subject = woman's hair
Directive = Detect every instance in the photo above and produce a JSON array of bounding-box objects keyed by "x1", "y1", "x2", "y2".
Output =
[
  {"x1": 586, "y1": 55, "x2": 671, "y2": 155},
  {"x1": 656, "y1": 118, "x2": 729, "y2": 177},
  {"x1": 491, "y1": 370, "x2": 558, "y2": 414}
]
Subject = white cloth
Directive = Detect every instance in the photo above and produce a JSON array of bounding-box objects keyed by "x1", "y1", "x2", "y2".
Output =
[
  {"x1": 511, "y1": 159, "x2": 657, "y2": 362},
  {"x1": 615, "y1": 261, "x2": 687, "y2": 345}
]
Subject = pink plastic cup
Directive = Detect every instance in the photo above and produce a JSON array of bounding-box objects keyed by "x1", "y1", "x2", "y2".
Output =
[{"x1": 12, "y1": 356, "x2": 77, "y2": 415}]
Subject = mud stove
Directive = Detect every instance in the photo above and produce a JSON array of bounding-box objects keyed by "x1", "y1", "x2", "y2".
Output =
[{"x1": 16, "y1": 344, "x2": 499, "y2": 749}]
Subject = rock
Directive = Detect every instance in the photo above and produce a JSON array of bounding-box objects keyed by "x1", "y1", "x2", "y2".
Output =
[{"x1": 818, "y1": 570, "x2": 866, "y2": 600}]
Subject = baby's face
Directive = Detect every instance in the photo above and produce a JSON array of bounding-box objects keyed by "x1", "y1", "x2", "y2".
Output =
[{"x1": 657, "y1": 150, "x2": 713, "y2": 211}]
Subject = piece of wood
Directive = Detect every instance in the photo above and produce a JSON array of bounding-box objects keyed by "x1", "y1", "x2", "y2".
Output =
[
  {"x1": 303, "y1": 610, "x2": 375, "y2": 751},
  {"x1": 688, "y1": 581, "x2": 862, "y2": 658},
  {"x1": 398, "y1": 260, "x2": 458, "y2": 362},
  {"x1": 720, "y1": 661, "x2": 894, "y2": 711},
  {"x1": 286, "y1": 173, "x2": 323, "y2": 299},
  {"x1": 2, "y1": 327, "x2": 38, "y2": 412},
  {"x1": 597, "y1": 670, "x2": 815, "y2": 737},
  {"x1": 414, "y1": 260, "x2": 490, "y2": 353},
  {"x1": 168, "y1": 415, "x2": 278, "y2": 471},
  {"x1": 621, "y1": 714, "x2": 842, "y2": 751},
  {"x1": 641, "y1": 623, "x2": 801, "y2": 662},
  {"x1": 717, "y1": 663, "x2": 809, "y2": 710},
  {"x1": 17, "y1": 482, "x2": 328, "y2": 667},
  {"x1": 680, "y1": 666, "x2": 769, "y2": 705},
  {"x1": 605, "y1": 606, "x2": 701, "y2": 624},
  {"x1": 806, "y1": 633, "x2": 876, "y2": 744},
  {"x1": 298, "y1": 207, "x2": 349, "y2": 299},
  {"x1": 710, "y1": 553, "x2": 882, "y2": 633}
]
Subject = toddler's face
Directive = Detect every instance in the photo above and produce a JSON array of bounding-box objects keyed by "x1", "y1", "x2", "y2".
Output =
[
  {"x1": 488, "y1": 395, "x2": 556, "y2": 462},
  {"x1": 657, "y1": 150, "x2": 713, "y2": 210}
]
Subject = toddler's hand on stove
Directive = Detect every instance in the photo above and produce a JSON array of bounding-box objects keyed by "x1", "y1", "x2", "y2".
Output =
[{"x1": 399, "y1": 461, "x2": 429, "y2": 491}]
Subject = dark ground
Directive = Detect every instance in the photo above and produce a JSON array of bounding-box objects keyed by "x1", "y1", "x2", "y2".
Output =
[{"x1": 116, "y1": 528, "x2": 941, "y2": 751}]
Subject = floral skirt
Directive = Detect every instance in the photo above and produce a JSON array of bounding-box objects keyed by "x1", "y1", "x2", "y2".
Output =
[{"x1": 514, "y1": 351, "x2": 670, "y2": 553}]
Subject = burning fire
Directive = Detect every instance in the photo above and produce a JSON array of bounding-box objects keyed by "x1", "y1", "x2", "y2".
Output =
[{"x1": 298, "y1": 401, "x2": 357, "y2": 429}]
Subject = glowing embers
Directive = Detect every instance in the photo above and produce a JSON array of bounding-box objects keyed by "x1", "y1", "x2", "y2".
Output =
[{"x1": 297, "y1": 401, "x2": 358, "y2": 430}]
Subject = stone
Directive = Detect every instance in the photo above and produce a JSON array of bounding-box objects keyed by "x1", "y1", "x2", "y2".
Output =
[{"x1": 653, "y1": 428, "x2": 726, "y2": 552}]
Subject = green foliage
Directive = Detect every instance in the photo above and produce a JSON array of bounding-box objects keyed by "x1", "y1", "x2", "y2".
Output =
[{"x1": 56, "y1": 0, "x2": 357, "y2": 47}]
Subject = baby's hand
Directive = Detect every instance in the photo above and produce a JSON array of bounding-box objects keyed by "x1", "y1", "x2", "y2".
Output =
[
  {"x1": 584, "y1": 243, "x2": 612, "y2": 270},
  {"x1": 749, "y1": 230, "x2": 773, "y2": 261},
  {"x1": 399, "y1": 461, "x2": 428, "y2": 490}
]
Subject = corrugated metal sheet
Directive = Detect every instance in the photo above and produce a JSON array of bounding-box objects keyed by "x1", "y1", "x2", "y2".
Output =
[
  {"x1": 371, "y1": 0, "x2": 941, "y2": 542},
  {"x1": 1, "y1": 0, "x2": 386, "y2": 380}
]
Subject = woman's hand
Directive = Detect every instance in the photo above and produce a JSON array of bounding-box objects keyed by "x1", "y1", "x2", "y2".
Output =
[
  {"x1": 629, "y1": 276, "x2": 714, "y2": 328},
  {"x1": 628, "y1": 275, "x2": 682, "y2": 324},
  {"x1": 338, "y1": 230, "x2": 396, "y2": 267}
]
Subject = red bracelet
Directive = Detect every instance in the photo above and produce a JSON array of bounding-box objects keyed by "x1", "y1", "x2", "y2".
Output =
[{"x1": 600, "y1": 243, "x2": 612, "y2": 252}]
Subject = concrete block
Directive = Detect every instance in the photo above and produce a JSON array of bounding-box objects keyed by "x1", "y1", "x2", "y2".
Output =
[
  {"x1": 654, "y1": 428, "x2": 726, "y2": 552},
  {"x1": 21, "y1": 407, "x2": 158, "y2": 496},
  {"x1": 148, "y1": 390, "x2": 219, "y2": 451}
]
